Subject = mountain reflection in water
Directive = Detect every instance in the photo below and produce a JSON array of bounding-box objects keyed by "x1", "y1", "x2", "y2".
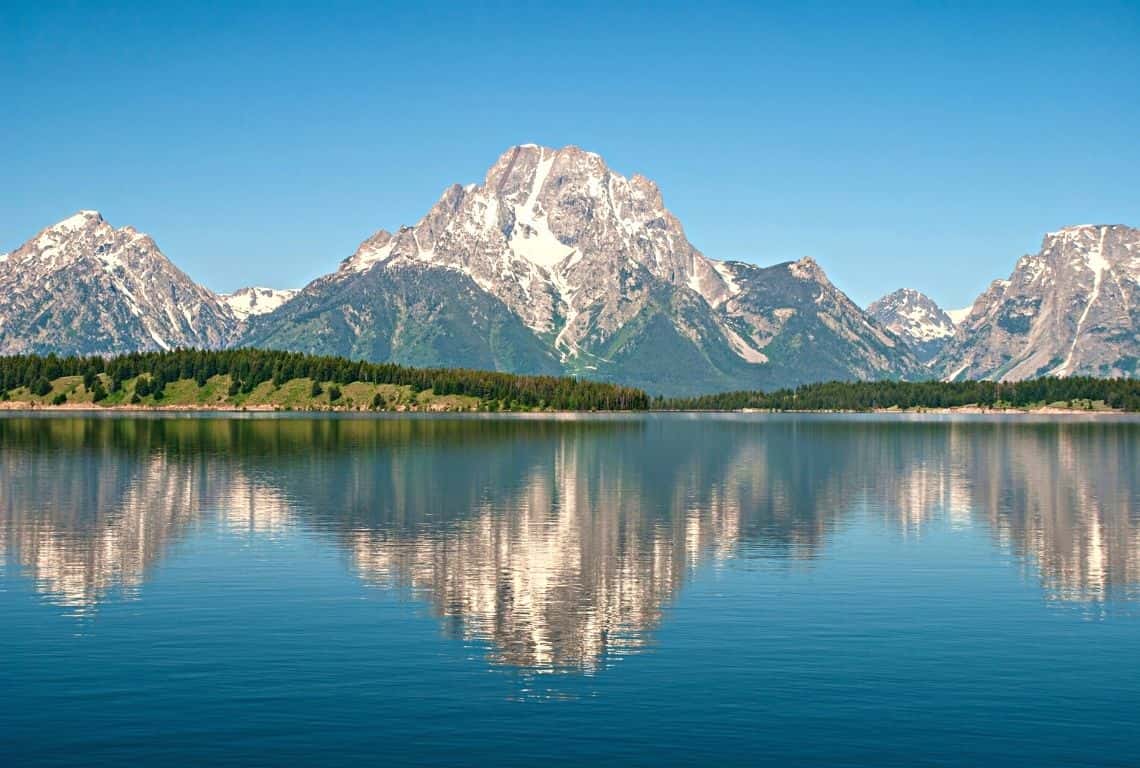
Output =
[{"x1": 1, "y1": 414, "x2": 1138, "y2": 670}]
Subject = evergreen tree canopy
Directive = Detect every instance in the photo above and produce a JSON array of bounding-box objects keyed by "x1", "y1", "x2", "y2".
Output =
[{"x1": 0, "y1": 349, "x2": 651, "y2": 411}]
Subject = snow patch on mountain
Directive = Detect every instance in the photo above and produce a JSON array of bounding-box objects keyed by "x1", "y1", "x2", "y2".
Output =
[
  {"x1": 1053, "y1": 226, "x2": 1110, "y2": 375},
  {"x1": 340, "y1": 229, "x2": 396, "y2": 274},
  {"x1": 723, "y1": 324, "x2": 768, "y2": 363},
  {"x1": 945, "y1": 306, "x2": 972, "y2": 324},
  {"x1": 507, "y1": 214, "x2": 574, "y2": 270},
  {"x1": 221, "y1": 286, "x2": 300, "y2": 322},
  {"x1": 711, "y1": 261, "x2": 741, "y2": 300}
]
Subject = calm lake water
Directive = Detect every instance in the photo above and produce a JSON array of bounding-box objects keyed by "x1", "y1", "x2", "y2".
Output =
[{"x1": 2, "y1": 413, "x2": 1139, "y2": 766}]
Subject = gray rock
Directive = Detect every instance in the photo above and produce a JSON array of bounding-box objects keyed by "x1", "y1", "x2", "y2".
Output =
[
  {"x1": 868, "y1": 288, "x2": 957, "y2": 364},
  {"x1": 937, "y1": 225, "x2": 1140, "y2": 380},
  {"x1": 0, "y1": 211, "x2": 235, "y2": 355}
]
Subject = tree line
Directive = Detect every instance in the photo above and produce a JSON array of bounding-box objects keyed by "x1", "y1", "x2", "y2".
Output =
[
  {"x1": 2, "y1": 350, "x2": 1137, "y2": 412},
  {"x1": 0, "y1": 349, "x2": 651, "y2": 411},
  {"x1": 657, "y1": 377, "x2": 1140, "y2": 412}
]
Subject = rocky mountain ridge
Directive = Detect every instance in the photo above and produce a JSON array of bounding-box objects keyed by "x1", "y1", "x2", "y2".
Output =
[
  {"x1": 220, "y1": 287, "x2": 299, "y2": 322},
  {"x1": 4, "y1": 147, "x2": 1136, "y2": 392},
  {"x1": 936, "y1": 224, "x2": 1140, "y2": 380},
  {"x1": 868, "y1": 288, "x2": 957, "y2": 363},
  {"x1": 244, "y1": 144, "x2": 918, "y2": 393},
  {"x1": 871, "y1": 224, "x2": 1140, "y2": 380},
  {"x1": 0, "y1": 211, "x2": 234, "y2": 355}
]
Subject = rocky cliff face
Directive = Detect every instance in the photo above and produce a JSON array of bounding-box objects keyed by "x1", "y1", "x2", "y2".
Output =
[
  {"x1": 0, "y1": 211, "x2": 235, "y2": 355},
  {"x1": 247, "y1": 145, "x2": 919, "y2": 393},
  {"x1": 868, "y1": 288, "x2": 957, "y2": 363},
  {"x1": 714, "y1": 257, "x2": 917, "y2": 385},
  {"x1": 937, "y1": 225, "x2": 1140, "y2": 380}
]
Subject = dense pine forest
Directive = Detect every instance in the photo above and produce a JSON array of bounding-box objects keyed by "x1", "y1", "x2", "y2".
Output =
[
  {"x1": 1, "y1": 350, "x2": 1138, "y2": 412},
  {"x1": 0, "y1": 349, "x2": 650, "y2": 411},
  {"x1": 657, "y1": 378, "x2": 1140, "y2": 412}
]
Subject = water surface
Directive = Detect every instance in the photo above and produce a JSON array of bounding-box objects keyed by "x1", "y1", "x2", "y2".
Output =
[{"x1": 2, "y1": 413, "x2": 1139, "y2": 766}]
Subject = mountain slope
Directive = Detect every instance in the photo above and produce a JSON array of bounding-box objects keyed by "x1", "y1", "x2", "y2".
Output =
[
  {"x1": 249, "y1": 145, "x2": 919, "y2": 394},
  {"x1": 868, "y1": 288, "x2": 957, "y2": 363},
  {"x1": 241, "y1": 263, "x2": 561, "y2": 374},
  {"x1": 716, "y1": 258, "x2": 920, "y2": 385},
  {"x1": 0, "y1": 211, "x2": 234, "y2": 355},
  {"x1": 937, "y1": 225, "x2": 1140, "y2": 380}
]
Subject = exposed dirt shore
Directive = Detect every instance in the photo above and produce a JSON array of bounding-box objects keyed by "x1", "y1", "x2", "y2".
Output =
[{"x1": 0, "y1": 401, "x2": 1130, "y2": 416}]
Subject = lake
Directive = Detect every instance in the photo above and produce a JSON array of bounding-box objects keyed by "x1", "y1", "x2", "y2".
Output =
[{"x1": 2, "y1": 413, "x2": 1139, "y2": 766}]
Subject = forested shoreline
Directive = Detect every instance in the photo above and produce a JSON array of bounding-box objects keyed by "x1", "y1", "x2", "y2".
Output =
[
  {"x1": 0, "y1": 349, "x2": 649, "y2": 411},
  {"x1": 1, "y1": 351, "x2": 1138, "y2": 412},
  {"x1": 657, "y1": 378, "x2": 1140, "y2": 412}
]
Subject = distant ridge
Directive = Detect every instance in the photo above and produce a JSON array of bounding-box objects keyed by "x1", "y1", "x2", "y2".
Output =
[
  {"x1": 1, "y1": 149, "x2": 1137, "y2": 393},
  {"x1": 241, "y1": 144, "x2": 920, "y2": 395}
]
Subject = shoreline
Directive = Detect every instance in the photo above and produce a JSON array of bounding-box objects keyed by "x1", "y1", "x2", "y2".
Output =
[{"x1": 0, "y1": 401, "x2": 1130, "y2": 416}]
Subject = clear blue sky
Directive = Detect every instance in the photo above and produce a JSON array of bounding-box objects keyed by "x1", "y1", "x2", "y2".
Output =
[{"x1": 3, "y1": 1, "x2": 1138, "y2": 308}]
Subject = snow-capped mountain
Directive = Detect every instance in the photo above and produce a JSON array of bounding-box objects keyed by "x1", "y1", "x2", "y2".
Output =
[
  {"x1": 332, "y1": 145, "x2": 735, "y2": 353},
  {"x1": 10, "y1": 153, "x2": 1132, "y2": 394},
  {"x1": 244, "y1": 144, "x2": 919, "y2": 393},
  {"x1": 937, "y1": 225, "x2": 1140, "y2": 380},
  {"x1": 868, "y1": 288, "x2": 957, "y2": 363},
  {"x1": 0, "y1": 211, "x2": 235, "y2": 355},
  {"x1": 220, "y1": 286, "x2": 298, "y2": 322}
]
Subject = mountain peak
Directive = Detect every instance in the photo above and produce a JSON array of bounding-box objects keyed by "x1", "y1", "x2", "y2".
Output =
[
  {"x1": 1043, "y1": 224, "x2": 1135, "y2": 247},
  {"x1": 51, "y1": 210, "x2": 106, "y2": 232},
  {"x1": 788, "y1": 256, "x2": 828, "y2": 282},
  {"x1": 868, "y1": 288, "x2": 956, "y2": 364},
  {"x1": 482, "y1": 143, "x2": 610, "y2": 201},
  {"x1": 1049, "y1": 223, "x2": 1118, "y2": 234},
  {"x1": 1, "y1": 211, "x2": 234, "y2": 355},
  {"x1": 20, "y1": 211, "x2": 117, "y2": 264},
  {"x1": 241, "y1": 144, "x2": 919, "y2": 392},
  {"x1": 337, "y1": 142, "x2": 723, "y2": 311},
  {"x1": 340, "y1": 228, "x2": 396, "y2": 273},
  {"x1": 938, "y1": 223, "x2": 1140, "y2": 380}
]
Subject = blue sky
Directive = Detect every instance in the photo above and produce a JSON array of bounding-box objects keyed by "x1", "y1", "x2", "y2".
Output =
[{"x1": 3, "y1": 1, "x2": 1138, "y2": 308}]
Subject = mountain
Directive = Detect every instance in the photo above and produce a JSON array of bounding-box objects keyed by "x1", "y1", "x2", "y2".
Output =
[
  {"x1": 21, "y1": 151, "x2": 1135, "y2": 394},
  {"x1": 945, "y1": 306, "x2": 973, "y2": 325},
  {"x1": 240, "y1": 263, "x2": 562, "y2": 374},
  {"x1": 220, "y1": 287, "x2": 298, "y2": 322},
  {"x1": 937, "y1": 225, "x2": 1140, "y2": 380},
  {"x1": 0, "y1": 211, "x2": 234, "y2": 355},
  {"x1": 868, "y1": 288, "x2": 957, "y2": 363},
  {"x1": 246, "y1": 144, "x2": 919, "y2": 394}
]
